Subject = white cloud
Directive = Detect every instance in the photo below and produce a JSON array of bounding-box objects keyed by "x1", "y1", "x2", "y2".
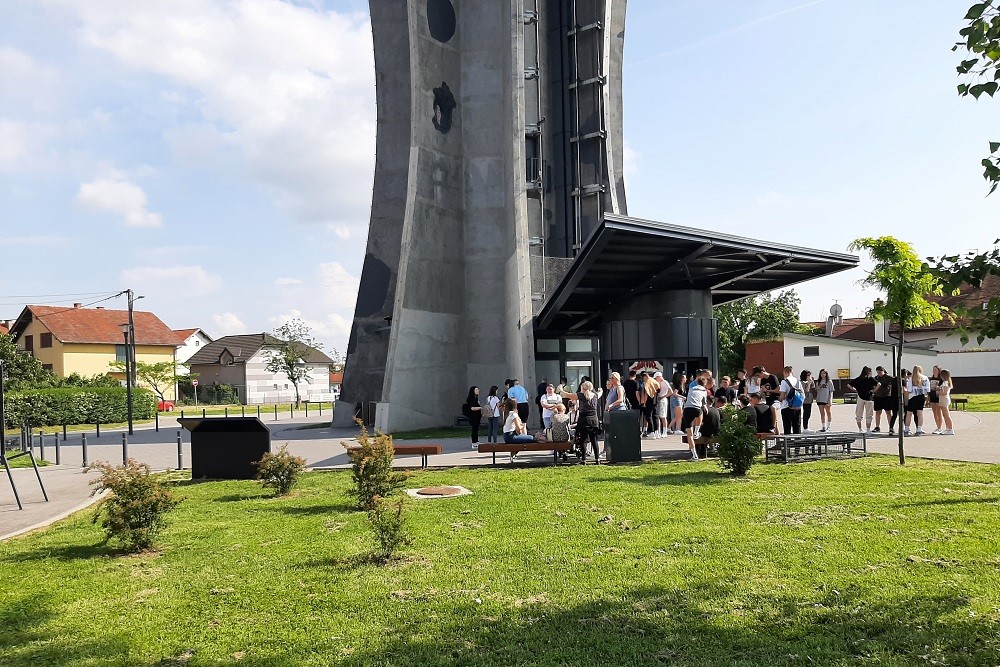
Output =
[
  {"x1": 622, "y1": 140, "x2": 639, "y2": 180},
  {"x1": 0, "y1": 119, "x2": 56, "y2": 171},
  {"x1": 54, "y1": 0, "x2": 376, "y2": 224},
  {"x1": 0, "y1": 46, "x2": 60, "y2": 113},
  {"x1": 318, "y1": 261, "x2": 359, "y2": 310},
  {"x1": 756, "y1": 190, "x2": 787, "y2": 206},
  {"x1": 77, "y1": 174, "x2": 162, "y2": 227},
  {"x1": 120, "y1": 265, "x2": 222, "y2": 297},
  {"x1": 275, "y1": 277, "x2": 303, "y2": 286},
  {"x1": 212, "y1": 311, "x2": 247, "y2": 336},
  {"x1": 268, "y1": 308, "x2": 350, "y2": 349}
]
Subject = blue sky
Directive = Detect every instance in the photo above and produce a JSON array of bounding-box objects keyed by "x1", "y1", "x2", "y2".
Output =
[{"x1": 0, "y1": 0, "x2": 995, "y2": 354}]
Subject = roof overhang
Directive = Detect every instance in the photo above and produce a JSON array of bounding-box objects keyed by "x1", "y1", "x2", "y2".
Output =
[{"x1": 537, "y1": 214, "x2": 859, "y2": 334}]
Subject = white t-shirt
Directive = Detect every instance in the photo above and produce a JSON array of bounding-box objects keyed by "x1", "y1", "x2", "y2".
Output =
[
  {"x1": 503, "y1": 411, "x2": 519, "y2": 434},
  {"x1": 779, "y1": 377, "x2": 801, "y2": 410},
  {"x1": 540, "y1": 393, "x2": 562, "y2": 419},
  {"x1": 487, "y1": 395, "x2": 501, "y2": 418},
  {"x1": 684, "y1": 384, "x2": 708, "y2": 410}
]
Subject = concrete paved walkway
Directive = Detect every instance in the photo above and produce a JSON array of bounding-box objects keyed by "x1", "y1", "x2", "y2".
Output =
[{"x1": 2, "y1": 403, "x2": 996, "y2": 541}]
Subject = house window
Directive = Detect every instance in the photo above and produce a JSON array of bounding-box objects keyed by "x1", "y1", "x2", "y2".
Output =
[
  {"x1": 23, "y1": 335, "x2": 33, "y2": 351},
  {"x1": 116, "y1": 345, "x2": 127, "y2": 362},
  {"x1": 803, "y1": 346, "x2": 820, "y2": 357},
  {"x1": 194, "y1": 340, "x2": 201, "y2": 346},
  {"x1": 985, "y1": 301, "x2": 991, "y2": 311},
  {"x1": 40, "y1": 333, "x2": 53, "y2": 348}
]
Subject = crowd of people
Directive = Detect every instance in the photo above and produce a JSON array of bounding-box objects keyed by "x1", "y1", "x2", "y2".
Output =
[{"x1": 459, "y1": 363, "x2": 959, "y2": 463}]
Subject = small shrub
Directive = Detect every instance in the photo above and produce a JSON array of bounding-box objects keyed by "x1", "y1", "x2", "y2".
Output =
[
  {"x1": 343, "y1": 422, "x2": 406, "y2": 510},
  {"x1": 89, "y1": 459, "x2": 179, "y2": 552},
  {"x1": 717, "y1": 406, "x2": 761, "y2": 476},
  {"x1": 255, "y1": 445, "x2": 306, "y2": 496},
  {"x1": 368, "y1": 495, "x2": 410, "y2": 561}
]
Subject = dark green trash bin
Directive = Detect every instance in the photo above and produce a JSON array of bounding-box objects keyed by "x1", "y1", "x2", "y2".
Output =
[{"x1": 606, "y1": 409, "x2": 642, "y2": 463}]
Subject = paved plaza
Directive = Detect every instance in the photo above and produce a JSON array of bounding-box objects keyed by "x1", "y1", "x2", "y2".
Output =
[{"x1": 2, "y1": 403, "x2": 997, "y2": 541}]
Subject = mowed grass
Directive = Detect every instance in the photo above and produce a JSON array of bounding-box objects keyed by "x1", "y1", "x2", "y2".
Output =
[{"x1": 1, "y1": 458, "x2": 998, "y2": 666}]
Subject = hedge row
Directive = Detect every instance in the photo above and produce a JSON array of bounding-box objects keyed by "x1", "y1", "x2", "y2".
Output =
[{"x1": 3, "y1": 387, "x2": 156, "y2": 427}]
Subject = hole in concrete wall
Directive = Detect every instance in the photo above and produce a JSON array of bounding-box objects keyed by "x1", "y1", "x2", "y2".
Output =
[
  {"x1": 432, "y1": 81, "x2": 456, "y2": 134},
  {"x1": 427, "y1": 0, "x2": 456, "y2": 43}
]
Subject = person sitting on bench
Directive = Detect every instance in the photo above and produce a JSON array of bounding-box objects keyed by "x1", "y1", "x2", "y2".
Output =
[
  {"x1": 750, "y1": 393, "x2": 777, "y2": 435},
  {"x1": 503, "y1": 398, "x2": 535, "y2": 444}
]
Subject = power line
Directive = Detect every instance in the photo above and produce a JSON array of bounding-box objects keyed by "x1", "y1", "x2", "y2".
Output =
[{"x1": 0, "y1": 290, "x2": 117, "y2": 299}]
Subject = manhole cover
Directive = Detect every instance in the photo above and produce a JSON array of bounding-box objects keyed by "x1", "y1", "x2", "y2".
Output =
[
  {"x1": 416, "y1": 486, "x2": 462, "y2": 496},
  {"x1": 405, "y1": 485, "x2": 473, "y2": 500}
]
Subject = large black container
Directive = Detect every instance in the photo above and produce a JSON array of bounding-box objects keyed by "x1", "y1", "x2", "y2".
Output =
[
  {"x1": 178, "y1": 417, "x2": 271, "y2": 480},
  {"x1": 605, "y1": 409, "x2": 642, "y2": 463}
]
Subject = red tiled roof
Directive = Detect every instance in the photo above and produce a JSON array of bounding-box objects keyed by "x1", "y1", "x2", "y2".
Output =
[
  {"x1": 0, "y1": 322, "x2": 8, "y2": 336},
  {"x1": 801, "y1": 317, "x2": 877, "y2": 341},
  {"x1": 20, "y1": 305, "x2": 179, "y2": 346},
  {"x1": 173, "y1": 328, "x2": 200, "y2": 344}
]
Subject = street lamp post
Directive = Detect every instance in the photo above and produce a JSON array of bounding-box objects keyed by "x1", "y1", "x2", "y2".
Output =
[{"x1": 119, "y1": 323, "x2": 134, "y2": 435}]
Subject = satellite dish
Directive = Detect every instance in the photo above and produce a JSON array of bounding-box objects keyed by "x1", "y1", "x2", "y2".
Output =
[{"x1": 830, "y1": 303, "x2": 843, "y2": 317}]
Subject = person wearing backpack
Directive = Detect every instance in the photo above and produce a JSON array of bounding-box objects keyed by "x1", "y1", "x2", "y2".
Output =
[{"x1": 779, "y1": 366, "x2": 804, "y2": 435}]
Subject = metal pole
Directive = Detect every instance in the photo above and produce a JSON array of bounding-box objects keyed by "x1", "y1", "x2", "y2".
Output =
[
  {"x1": 241, "y1": 406, "x2": 245, "y2": 418},
  {"x1": 176, "y1": 431, "x2": 183, "y2": 469},
  {"x1": 96, "y1": 421, "x2": 101, "y2": 438},
  {"x1": 121, "y1": 432, "x2": 128, "y2": 465},
  {"x1": 155, "y1": 411, "x2": 159, "y2": 432},
  {"x1": 82, "y1": 433, "x2": 88, "y2": 467},
  {"x1": 62, "y1": 423, "x2": 67, "y2": 441},
  {"x1": 319, "y1": 402, "x2": 322, "y2": 416},
  {"x1": 54, "y1": 433, "x2": 60, "y2": 466},
  {"x1": 122, "y1": 328, "x2": 134, "y2": 436},
  {"x1": 274, "y1": 405, "x2": 278, "y2": 421},
  {"x1": 0, "y1": 360, "x2": 5, "y2": 457},
  {"x1": 257, "y1": 405, "x2": 261, "y2": 419},
  {"x1": 126, "y1": 289, "x2": 137, "y2": 435},
  {"x1": 305, "y1": 402, "x2": 309, "y2": 418},
  {"x1": 39, "y1": 432, "x2": 45, "y2": 462},
  {"x1": 225, "y1": 407, "x2": 229, "y2": 418}
]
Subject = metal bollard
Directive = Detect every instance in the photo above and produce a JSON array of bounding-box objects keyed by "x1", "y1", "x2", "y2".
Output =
[
  {"x1": 82, "y1": 433, "x2": 89, "y2": 467},
  {"x1": 121, "y1": 432, "x2": 128, "y2": 465},
  {"x1": 54, "y1": 433, "x2": 61, "y2": 466},
  {"x1": 241, "y1": 406, "x2": 245, "y2": 417},
  {"x1": 176, "y1": 431, "x2": 183, "y2": 470},
  {"x1": 202, "y1": 408, "x2": 206, "y2": 419},
  {"x1": 305, "y1": 403, "x2": 309, "y2": 418},
  {"x1": 274, "y1": 405, "x2": 278, "y2": 421},
  {"x1": 63, "y1": 424, "x2": 67, "y2": 441},
  {"x1": 319, "y1": 402, "x2": 323, "y2": 416},
  {"x1": 39, "y1": 432, "x2": 45, "y2": 462},
  {"x1": 225, "y1": 407, "x2": 229, "y2": 418},
  {"x1": 96, "y1": 421, "x2": 101, "y2": 438},
  {"x1": 257, "y1": 405, "x2": 261, "y2": 419},
  {"x1": 155, "y1": 411, "x2": 159, "y2": 432},
  {"x1": 181, "y1": 409, "x2": 185, "y2": 419},
  {"x1": 290, "y1": 403, "x2": 294, "y2": 418}
]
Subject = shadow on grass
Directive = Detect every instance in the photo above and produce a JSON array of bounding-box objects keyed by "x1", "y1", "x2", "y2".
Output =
[
  {"x1": 899, "y1": 496, "x2": 999, "y2": 508},
  {"x1": 588, "y1": 469, "x2": 728, "y2": 487},
  {"x1": 2, "y1": 541, "x2": 116, "y2": 563},
  {"x1": 334, "y1": 583, "x2": 997, "y2": 667},
  {"x1": 256, "y1": 502, "x2": 356, "y2": 516}
]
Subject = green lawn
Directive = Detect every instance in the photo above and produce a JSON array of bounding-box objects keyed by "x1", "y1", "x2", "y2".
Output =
[
  {"x1": 957, "y1": 392, "x2": 1000, "y2": 412},
  {"x1": 1, "y1": 458, "x2": 998, "y2": 666}
]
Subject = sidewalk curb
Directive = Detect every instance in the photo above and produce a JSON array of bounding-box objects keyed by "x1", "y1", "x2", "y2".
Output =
[{"x1": 0, "y1": 488, "x2": 110, "y2": 542}]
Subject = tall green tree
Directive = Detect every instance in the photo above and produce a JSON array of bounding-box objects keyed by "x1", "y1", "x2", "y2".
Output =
[
  {"x1": 265, "y1": 319, "x2": 323, "y2": 407},
  {"x1": 0, "y1": 333, "x2": 56, "y2": 390},
  {"x1": 848, "y1": 237, "x2": 948, "y2": 465},
  {"x1": 929, "y1": 240, "x2": 1000, "y2": 343},
  {"x1": 955, "y1": 2, "x2": 1000, "y2": 193},
  {"x1": 715, "y1": 290, "x2": 803, "y2": 376}
]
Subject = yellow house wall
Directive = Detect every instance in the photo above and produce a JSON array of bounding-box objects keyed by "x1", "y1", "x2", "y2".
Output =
[
  {"x1": 18, "y1": 318, "x2": 66, "y2": 375},
  {"x1": 61, "y1": 344, "x2": 178, "y2": 401}
]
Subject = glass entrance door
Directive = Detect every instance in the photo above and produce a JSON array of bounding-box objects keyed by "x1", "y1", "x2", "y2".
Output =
[{"x1": 565, "y1": 360, "x2": 593, "y2": 391}]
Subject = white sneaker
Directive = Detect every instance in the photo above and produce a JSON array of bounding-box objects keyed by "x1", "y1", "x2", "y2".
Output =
[
  {"x1": 915, "y1": 429, "x2": 925, "y2": 436},
  {"x1": 903, "y1": 429, "x2": 911, "y2": 436},
  {"x1": 866, "y1": 429, "x2": 874, "y2": 434},
  {"x1": 859, "y1": 429, "x2": 865, "y2": 434},
  {"x1": 803, "y1": 428, "x2": 814, "y2": 433},
  {"x1": 888, "y1": 429, "x2": 894, "y2": 435},
  {"x1": 690, "y1": 451, "x2": 699, "y2": 461},
  {"x1": 932, "y1": 429, "x2": 941, "y2": 435},
  {"x1": 942, "y1": 429, "x2": 955, "y2": 435},
  {"x1": 819, "y1": 426, "x2": 827, "y2": 433}
]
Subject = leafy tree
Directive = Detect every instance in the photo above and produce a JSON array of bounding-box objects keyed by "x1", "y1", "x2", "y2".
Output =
[
  {"x1": 715, "y1": 290, "x2": 804, "y2": 376},
  {"x1": 265, "y1": 319, "x2": 322, "y2": 407},
  {"x1": 61, "y1": 372, "x2": 120, "y2": 389},
  {"x1": 929, "y1": 240, "x2": 1000, "y2": 343},
  {"x1": 955, "y1": 2, "x2": 1000, "y2": 193},
  {"x1": 848, "y1": 237, "x2": 948, "y2": 466},
  {"x1": 0, "y1": 333, "x2": 56, "y2": 390},
  {"x1": 109, "y1": 360, "x2": 180, "y2": 402}
]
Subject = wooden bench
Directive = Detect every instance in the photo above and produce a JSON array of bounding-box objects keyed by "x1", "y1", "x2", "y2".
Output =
[
  {"x1": 346, "y1": 443, "x2": 443, "y2": 468},
  {"x1": 758, "y1": 432, "x2": 865, "y2": 463},
  {"x1": 951, "y1": 396, "x2": 968, "y2": 410},
  {"x1": 478, "y1": 441, "x2": 573, "y2": 465}
]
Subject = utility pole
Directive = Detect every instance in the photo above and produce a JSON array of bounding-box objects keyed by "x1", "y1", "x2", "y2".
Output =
[
  {"x1": 1, "y1": 360, "x2": 7, "y2": 448},
  {"x1": 127, "y1": 289, "x2": 137, "y2": 389}
]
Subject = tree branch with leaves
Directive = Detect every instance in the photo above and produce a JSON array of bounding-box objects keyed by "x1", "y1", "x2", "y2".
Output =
[
  {"x1": 265, "y1": 319, "x2": 322, "y2": 407},
  {"x1": 715, "y1": 290, "x2": 806, "y2": 376}
]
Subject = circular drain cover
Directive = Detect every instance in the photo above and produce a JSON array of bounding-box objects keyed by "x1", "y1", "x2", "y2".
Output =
[{"x1": 416, "y1": 486, "x2": 462, "y2": 497}]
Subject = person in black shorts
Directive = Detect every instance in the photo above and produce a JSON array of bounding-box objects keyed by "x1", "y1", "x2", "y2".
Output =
[{"x1": 872, "y1": 366, "x2": 897, "y2": 434}]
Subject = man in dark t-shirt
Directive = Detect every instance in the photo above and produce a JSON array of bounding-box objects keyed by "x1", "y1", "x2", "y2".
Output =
[
  {"x1": 738, "y1": 394, "x2": 758, "y2": 431},
  {"x1": 848, "y1": 367, "x2": 880, "y2": 433},
  {"x1": 751, "y1": 394, "x2": 776, "y2": 434},
  {"x1": 623, "y1": 371, "x2": 639, "y2": 409}
]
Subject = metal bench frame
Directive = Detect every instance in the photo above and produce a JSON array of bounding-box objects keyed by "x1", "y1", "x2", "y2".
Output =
[{"x1": 759, "y1": 432, "x2": 866, "y2": 463}]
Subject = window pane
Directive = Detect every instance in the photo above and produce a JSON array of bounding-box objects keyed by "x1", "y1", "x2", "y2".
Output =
[
  {"x1": 565, "y1": 338, "x2": 593, "y2": 352},
  {"x1": 803, "y1": 346, "x2": 820, "y2": 357},
  {"x1": 116, "y1": 345, "x2": 127, "y2": 362},
  {"x1": 536, "y1": 339, "x2": 559, "y2": 353}
]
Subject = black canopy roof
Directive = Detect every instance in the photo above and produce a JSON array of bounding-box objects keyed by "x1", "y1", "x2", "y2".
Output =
[{"x1": 537, "y1": 214, "x2": 858, "y2": 334}]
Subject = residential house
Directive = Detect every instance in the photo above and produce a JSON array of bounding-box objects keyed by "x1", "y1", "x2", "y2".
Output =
[
  {"x1": 174, "y1": 328, "x2": 213, "y2": 369},
  {"x1": 0, "y1": 320, "x2": 9, "y2": 336},
  {"x1": 186, "y1": 333, "x2": 333, "y2": 404},
  {"x1": 8, "y1": 304, "x2": 180, "y2": 398}
]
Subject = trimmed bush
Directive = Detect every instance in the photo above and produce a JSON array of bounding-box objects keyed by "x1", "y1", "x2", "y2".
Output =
[
  {"x1": 717, "y1": 405, "x2": 761, "y2": 476},
  {"x1": 3, "y1": 387, "x2": 156, "y2": 427},
  {"x1": 89, "y1": 459, "x2": 179, "y2": 552},
  {"x1": 368, "y1": 495, "x2": 410, "y2": 561},
  {"x1": 343, "y1": 423, "x2": 407, "y2": 511},
  {"x1": 255, "y1": 445, "x2": 307, "y2": 496}
]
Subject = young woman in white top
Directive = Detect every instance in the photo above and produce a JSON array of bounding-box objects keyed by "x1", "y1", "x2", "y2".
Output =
[
  {"x1": 904, "y1": 365, "x2": 931, "y2": 436},
  {"x1": 539, "y1": 384, "x2": 563, "y2": 429},
  {"x1": 485, "y1": 385, "x2": 502, "y2": 444},
  {"x1": 936, "y1": 369, "x2": 955, "y2": 435},
  {"x1": 655, "y1": 371, "x2": 674, "y2": 438},
  {"x1": 815, "y1": 369, "x2": 834, "y2": 432},
  {"x1": 503, "y1": 397, "x2": 535, "y2": 444},
  {"x1": 681, "y1": 377, "x2": 708, "y2": 460}
]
